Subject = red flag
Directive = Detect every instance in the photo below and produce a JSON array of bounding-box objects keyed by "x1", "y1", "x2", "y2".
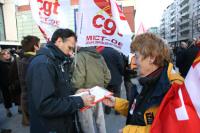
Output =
[
  {"x1": 136, "y1": 22, "x2": 146, "y2": 35},
  {"x1": 151, "y1": 52, "x2": 200, "y2": 133}
]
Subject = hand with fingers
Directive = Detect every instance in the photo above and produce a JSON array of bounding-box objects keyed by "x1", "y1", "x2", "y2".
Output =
[
  {"x1": 102, "y1": 95, "x2": 116, "y2": 107},
  {"x1": 75, "y1": 88, "x2": 90, "y2": 94},
  {"x1": 81, "y1": 94, "x2": 95, "y2": 107}
]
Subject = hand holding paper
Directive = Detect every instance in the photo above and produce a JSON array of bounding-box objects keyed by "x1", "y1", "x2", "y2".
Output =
[
  {"x1": 73, "y1": 86, "x2": 113, "y2": 111},
  {"x1": 81, "y1": 94, "x2": 96, "y2": 107},
  {"x1": 102, "y1": 95, "x2": 116, "y2": 107}
]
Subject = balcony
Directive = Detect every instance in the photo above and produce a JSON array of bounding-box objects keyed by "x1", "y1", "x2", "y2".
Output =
[
  {"x1": 180, "y1": 12, "x2": 189, "y2": 18},
  {"x1": 180, "y1": 0, "x2": 189, "y2": 6},
  {"x1": 170, "y1": 21, "x2": 176, "y2": 26},
  {"x1": 180, "y1": 3, "x2": 189, "y2": 13},
  {"x1": 160, "y1": 25, "x2": 165, "y2": 29},
  {"x1": 170, "y1": 15, "x2": 175, "y2": 21},
  {"x1": 171, "y1": 27, "x2": 176, "y2": 31},
  {"x1": 179, "y1": 36, "x2": 190, "y2": 41},
  {"x1": 170, "y1": 32, "x2": 176, "y2": 37},
  {"x1": 179, "y1": 19, "x2": 190, "y2": 26},
  {"x1": 170, "y1": 10, "x2": 175, "y2": 16},
  {"x1": 179, "y1": 27, "x2": 190, "y2": 33},
  {"x1": 160, "y1": 29, "x2": 165, "y2": 34}
]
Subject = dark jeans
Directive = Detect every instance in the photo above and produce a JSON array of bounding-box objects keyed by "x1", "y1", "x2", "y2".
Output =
[{"x1": 0, "y1": 86, "x2": 12, "y2": 109}]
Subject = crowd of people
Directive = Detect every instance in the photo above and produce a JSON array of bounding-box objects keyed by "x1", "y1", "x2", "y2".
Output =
[{"x1": 0, "y1": 28, "x2": 199, "y2": 133}]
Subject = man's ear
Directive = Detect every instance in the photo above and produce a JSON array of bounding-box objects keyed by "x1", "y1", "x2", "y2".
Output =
[
  {"x1": 55, "y1": 37, "x2": 63, "y2": 46},
  {"x1": 34, "y1": 45, "x2": 39, "y2": 52}
]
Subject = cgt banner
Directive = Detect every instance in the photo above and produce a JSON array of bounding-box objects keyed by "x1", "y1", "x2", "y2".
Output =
[
  {"x1": 30, "y1": 0, "x2": 71, "y2": 41},
  {"x1": 77, "y1": 0, "x2": 132, "y2": 56}
]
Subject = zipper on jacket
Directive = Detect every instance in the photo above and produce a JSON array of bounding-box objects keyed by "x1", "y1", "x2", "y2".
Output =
[{"x1": 129, "y1": 99, "x2": 137, "y2": 115}]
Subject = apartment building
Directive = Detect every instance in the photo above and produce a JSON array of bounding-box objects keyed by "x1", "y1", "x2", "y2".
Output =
[
  {"x1": 116, "y1": 0, "x2": 136, "y2": 32},
  {"x1": 160, "y1": 0, "x2": 200, "y2": 44},
  {"x1": 147, "y1": 27, "x2": 159, "y2": 35}
]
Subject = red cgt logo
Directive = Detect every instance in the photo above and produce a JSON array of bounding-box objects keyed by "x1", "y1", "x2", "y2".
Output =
[{"x1": 94, "y1": 0, "x2": 112, "y2": 17}]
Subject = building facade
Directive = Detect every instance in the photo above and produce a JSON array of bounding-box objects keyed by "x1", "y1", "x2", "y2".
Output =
[
  {"x1": 147, "y1": 27, "x2": 159, "y2": 35},
  {"x1": 116, "y1": 0, "x2": 136, "y2": 32},
  {"x1": 160, "y1": 0, "x2": 200, "y2": 44},
  {"x1": 0, "y1": 0, "x2": 18, "y2": 41}
]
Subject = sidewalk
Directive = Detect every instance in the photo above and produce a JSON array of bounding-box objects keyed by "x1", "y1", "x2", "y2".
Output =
[{"x1": 0, "y1": 104, "x2": 29, "y2": 133}]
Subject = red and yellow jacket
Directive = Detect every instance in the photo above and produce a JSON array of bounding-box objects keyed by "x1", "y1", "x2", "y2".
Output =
[{"x1": 114, "y1": 63, "x2": 184, "y2": 133}]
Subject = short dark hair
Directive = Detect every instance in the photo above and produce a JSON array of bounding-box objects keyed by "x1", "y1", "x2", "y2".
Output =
[
  {"x1": 51, "y1": 28, "x2": 77, "y2": 43},
  {"x1": 21, "y1": 35, "x2": 40, "y2": 52}
]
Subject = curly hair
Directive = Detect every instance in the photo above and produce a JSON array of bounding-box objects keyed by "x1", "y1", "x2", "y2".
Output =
[{"x1": 131, "y1": 33, "x2": 171, "y2": 67}]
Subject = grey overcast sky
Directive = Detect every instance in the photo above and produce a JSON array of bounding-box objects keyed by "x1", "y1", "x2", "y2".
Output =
[{"x1": 135, "y1": 0, "x2": 173, "y2": 31}]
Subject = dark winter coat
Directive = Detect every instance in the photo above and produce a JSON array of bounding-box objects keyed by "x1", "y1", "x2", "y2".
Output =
[
  {"x1": 9, "y1": 56, "x2": 21, "y2": 105},
  {"x1": 26, "y1": 43, "x2": 84, "y2": 133},
  {"x1": 0, "y1": 59, "x2": 12, "y2": 108},
  {"x1": 176, "y1": 47, "x2": 187, "y2": 77},
  {"x1": 101, "y1": 47, "x2": 124, "y2": 86},
  {"x1": 177, "y1": 45, "x2": 199, "y2": 77},
  {"x1": 18, "y1": 52, "x2": 35, "y2": 120},
  {"x1": 0, "y1": 60, "x2": 11, "y2": 88}
]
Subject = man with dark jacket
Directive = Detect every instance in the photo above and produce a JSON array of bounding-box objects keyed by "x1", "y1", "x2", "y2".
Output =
[
  {"x1": 26, "y1": 29, "x2": 95, "y2": 133},
  {"x1": 176, "y1": 42, "x2": 188, "y2": 77},
  {"x1": 177, "y1": 41, "x2": 199, "y2": 77},
  {"x1": 18, "y1": 35, "x2": 41, "y2": 126}
]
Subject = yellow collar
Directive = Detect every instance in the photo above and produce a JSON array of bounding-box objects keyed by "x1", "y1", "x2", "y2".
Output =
[
  {"x1": 24, "y1": 52, "x2": 36, "y2": 56},
  {"x1": 167, "y1": 63, "x2": 184, "y2": 84}
]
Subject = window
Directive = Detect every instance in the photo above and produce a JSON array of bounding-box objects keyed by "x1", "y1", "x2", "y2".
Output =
[
  {"x1": 0, "y1": 4, "x2": 5, "y2": 41},
  {"x1": 198, "y1": 19, "x2": 200, "y2": 28}
]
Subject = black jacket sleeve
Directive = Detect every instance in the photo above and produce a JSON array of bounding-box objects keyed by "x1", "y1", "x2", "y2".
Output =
[{"x1": 28, "y1": 62, "x2": 84, "y2": 118}]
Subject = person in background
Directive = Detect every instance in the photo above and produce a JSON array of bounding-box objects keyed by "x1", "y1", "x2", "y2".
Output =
[
  {"x1": 179, "y1": 38, "x2": 199, "y2": 77},
  {"x1": 71, "y1": 46, "x2": 111, "y2": 133},
  {"x1": 103, "y1": 33, "x2": 184, "y2": 133},
  {"x1": 100, "y1": 47, "x2": 124, "y2": 115},
  {"x1": 123, "y1": 53, "x2": 137, "y2": 101},
  {"x1": 17, "y1": 35, "x2": 40, "y2": 126},
  {"x1": 176, "y1": 42, "x2": 188, "y2": 77},
  {"x1": 8, "y1": 49, "x2": 22, "y2": 115},
  {"x1": 26, "y1": 29, "x2": 95, "y2": 133},
  {"x1": 0, "y1": 49, "x2": 13, "y2": 117}
]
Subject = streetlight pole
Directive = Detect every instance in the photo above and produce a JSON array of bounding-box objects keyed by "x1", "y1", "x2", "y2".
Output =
[
  {"x1": 192, "y1": 12, "x2": 194, "y2": 40},
  {"x1": 176, "y1": 21, "x2": 178, "y2": 45}
]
